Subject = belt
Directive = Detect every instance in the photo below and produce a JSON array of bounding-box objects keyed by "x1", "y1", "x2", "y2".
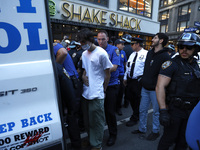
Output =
[{"x1": 170, "y1": 97, "x2": 199, "y2": 110}]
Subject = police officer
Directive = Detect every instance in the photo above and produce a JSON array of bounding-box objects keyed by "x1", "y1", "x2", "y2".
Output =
[
  {"x1": 167, "y1": 44, "x2": 176, "y2": 57},
  {"x1": 122, "y1": 34, "x2": 133, "y2": 108},
  {"x1": 123, "y1": 38, "x2": 148, "y2": 126},
  {"x1": 156, "y1": 32, "x2": 200, "y2": 150},
  {"x1": 53, "y1": 41, "x2": 82, "y2": 149},
  {"x1": 68, "y1": 41, "x2": 84, "y2": 70},
  {"x1": 97, "y1": 30, "x2": 120, "y2": 146},
  {"x1": 114, "y1": 39, "x2": 127, "y2": 116}
]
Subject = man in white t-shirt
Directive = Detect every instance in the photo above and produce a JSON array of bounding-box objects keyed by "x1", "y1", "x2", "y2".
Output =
[{"x1": 78, "y1": 28, "x2": 113, "y2": 150}]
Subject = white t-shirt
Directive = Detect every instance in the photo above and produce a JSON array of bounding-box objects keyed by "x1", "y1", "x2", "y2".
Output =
[{"x1": 82, "y1": 46, "x2": 113, "y2": 100}]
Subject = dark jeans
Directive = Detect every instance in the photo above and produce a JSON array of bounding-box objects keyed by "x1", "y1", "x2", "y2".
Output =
[{"x1": 105, "y1": 85, "x2": 119, "y2": 136}]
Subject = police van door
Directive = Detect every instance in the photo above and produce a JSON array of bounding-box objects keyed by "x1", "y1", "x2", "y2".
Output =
[{"x1": 0, "y1": 0, "x2": 66, "y2": 150}]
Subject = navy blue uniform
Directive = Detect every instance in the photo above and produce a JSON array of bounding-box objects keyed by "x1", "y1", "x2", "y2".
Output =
[
  {"x1": 68, "y1": 48, "x2": 84, "y2": 70},
  {"x1": 104, "y1": 44, "x2": 120, "y2": 137},
  {"x1": 158, "y1": 56, "x2": 200, "y2": 150},
  {"x1": 117, "y1": 50, "x2": 127, "y2": 112},
  {"x1": 56, "y1": 63, "x2": 81, "y2": 149}
]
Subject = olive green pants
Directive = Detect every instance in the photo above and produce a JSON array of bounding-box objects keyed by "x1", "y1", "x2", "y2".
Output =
[{"x1": 82, "y1": 97, "x2": 105, "y2": 148}]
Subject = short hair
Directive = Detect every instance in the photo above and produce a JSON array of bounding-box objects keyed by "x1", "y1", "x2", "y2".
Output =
[
  {"x1": 97, "y1": 30, "x2": 108, "y2": 37},
  {"x1": 77, "y1": 28, "x2": 94, "y2": 43},
  {"x1": 156, "y1": 33, "x2": 169, "y2": 47}
]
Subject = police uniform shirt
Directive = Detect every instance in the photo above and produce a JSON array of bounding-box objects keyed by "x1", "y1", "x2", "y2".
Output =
[
  {"x1": 105, "y1": 44, "x2": 120, "y2": 86},
  {"x1": 159, "y1": 58, "x2": 178, "y2": 78},
  {"x1": 159, "y1": 55, "x2": 200, "y2": 98},
  {"x1": 159, "y1": 56, "x2": 199, "y2": 78},
  {"x1": 124, "y1": 48, "x2": 148, "y2": 80},
  {"x1": 68, "y1": 48, "x2": 84, "y2": 69},
  {"x1": 53, "y1": 43, "x2": 79, "y2": 78},
  {"x1": 118, "y1": 50, "x2": 127, "y2": 76}
]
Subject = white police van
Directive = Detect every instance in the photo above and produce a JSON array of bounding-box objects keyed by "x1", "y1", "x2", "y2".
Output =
[{"x1": 0, "y1": 0, "x2": 66, "y2": 149}]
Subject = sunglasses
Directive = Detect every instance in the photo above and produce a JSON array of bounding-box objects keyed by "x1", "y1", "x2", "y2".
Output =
[{"x1": 178, "y1": 45, "x2": 194, "y2": 50}]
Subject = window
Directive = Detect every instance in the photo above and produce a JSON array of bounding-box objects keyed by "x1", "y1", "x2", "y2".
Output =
[
  {"x1": 177, "y1": 21, "x2": 189, "y2": 32},
  {"x1": 159, "y1": 10, "x2": 169, "y2": 20},
  {"x1": 81, "y1": 0, "x2": 108, "y2": 7},
  {"x1": 177, "y1": 4, "x2": 191, "y2": 32},
  {"x1": 178, "y1": 4, "x2": 191, "y2": 16},
  {"x1": 160, "y1": 0, "x2": 177, "y2": 7},
  {"x1": 119, "y1": 0, "x2": 152, "y2": 18},
  {"x1": 160, "y1": 24, "x2": 168, "y2": 33}
]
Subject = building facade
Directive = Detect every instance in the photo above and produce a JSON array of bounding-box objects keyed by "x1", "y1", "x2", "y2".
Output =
[
  {"x1": 49, "y1": 0, "x2": 160, "y2": 50},
  {"x1": 159, "y1": 0, "x2": 200, "y2": 45}
]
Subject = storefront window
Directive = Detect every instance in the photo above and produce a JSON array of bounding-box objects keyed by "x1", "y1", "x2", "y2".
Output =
[
  {"x1": 119, "y1": 0, "x2": 152, "y2": 18},
  {"x1": 80, "y1": 0, "x2": 108, "y2": 7}
]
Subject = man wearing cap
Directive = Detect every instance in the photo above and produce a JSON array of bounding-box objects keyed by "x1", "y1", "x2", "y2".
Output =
[
  {"x1": 68, "y1": 41, "x2": 84, "y2": 70},
  {"x1": 123, "y1": 37, "x2": 148, "y2": 127},
  {"x1": 115, "y1": 39, "x2": 127, "y2": 116},
  {"x1": 60, "y1": 35, "x2": 70, "y2": 49},
  {"x1": 122, "y1": 34, "x2": 133, "y2": 108}
]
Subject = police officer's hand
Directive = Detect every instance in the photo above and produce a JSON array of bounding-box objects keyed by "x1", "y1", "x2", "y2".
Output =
[{"x1": 159, "y1": 109, "x2": 171, "y2": 127}]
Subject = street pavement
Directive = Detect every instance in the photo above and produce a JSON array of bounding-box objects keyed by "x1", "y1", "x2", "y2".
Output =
[{"x1": 65, "y1": 104, "x2": 166, "y2": 150}]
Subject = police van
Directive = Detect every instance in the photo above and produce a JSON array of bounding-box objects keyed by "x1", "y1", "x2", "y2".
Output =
[{"x1": 0, "y1": 0, "x2": 67, "y2": 149}]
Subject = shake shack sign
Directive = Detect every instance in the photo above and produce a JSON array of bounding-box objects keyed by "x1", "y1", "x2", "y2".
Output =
[{"x1": 52, "y1": 1, "x2": 142, "y2": 31}]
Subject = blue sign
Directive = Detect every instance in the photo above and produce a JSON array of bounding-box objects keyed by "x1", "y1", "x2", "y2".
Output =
[
  {"x1": 194, "y1": 21, "x2": 200, "y2": 27},
  {"x1": 184, "y1": 27, "x2": 198, "y2": 32}
]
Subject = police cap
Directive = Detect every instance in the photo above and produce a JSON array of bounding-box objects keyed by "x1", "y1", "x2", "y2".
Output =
[
  {"x1": 131, "y1": 37, "x2": 144, "y2": 44},
  {"x1": 114, "y1": 39, "x2": 125, "y2": 46}
]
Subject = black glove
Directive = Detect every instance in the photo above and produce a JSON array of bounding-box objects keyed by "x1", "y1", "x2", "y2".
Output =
[{"x1": 159, "y1": 109, "x2": 171, "y2": 127}]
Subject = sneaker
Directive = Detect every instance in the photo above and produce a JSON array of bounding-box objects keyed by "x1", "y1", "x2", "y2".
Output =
[
  {"x1": 126, "y1": 120, "x2": 137, "y2": 127},
  {"x1": 146, "y1": 132, "x2": 160, "y2": 141}
]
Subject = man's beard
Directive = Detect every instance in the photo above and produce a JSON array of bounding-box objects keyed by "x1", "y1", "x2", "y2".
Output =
[{"x1": 152, "y1": 41, "x2": 159, "y2": 47}]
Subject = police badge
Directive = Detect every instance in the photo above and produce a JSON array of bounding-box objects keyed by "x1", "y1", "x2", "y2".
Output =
[
  {"x1": 162, "y1": 61, "x2": 172, "y2": 70},
  {"x1": 115, "y1": 49, "x2": 120, "y2": 56},
  {"x1": 139, "y1": 55, "x2": 144, "y2": 60}
]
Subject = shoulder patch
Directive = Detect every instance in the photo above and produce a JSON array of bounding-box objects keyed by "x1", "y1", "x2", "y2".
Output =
[
  {"x1": 162, "y1": 61, "x2": 172, "y2": 70},
  {"x1": 63, "y1": 68, "x2": 70, "y2": 79},
  {"x1": 115, "y1": 49, "x2": 120, "y2": 56},
  {"x1": 121, "y1": 54, "x2": 124, "y2": 58}
]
